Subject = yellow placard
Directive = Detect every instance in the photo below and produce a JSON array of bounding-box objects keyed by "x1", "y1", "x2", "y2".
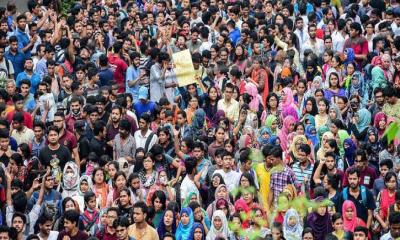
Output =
[{"x1": 172, "y1": 49, "x2": 197, "y2": 87}]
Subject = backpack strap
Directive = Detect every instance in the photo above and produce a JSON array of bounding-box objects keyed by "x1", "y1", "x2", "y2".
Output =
[
  {"x1": 5, "y1": 59, "x2": 10, "y2": 76},
  {"x1": 342, "y1": 187, "x2": 348, "y2": 200},
  {"x1": 144, "y1": 132, "x2": 155, "y2": 153},
  {"x1": 360, "y1": 185, "x2": 367, "y2": 206}
]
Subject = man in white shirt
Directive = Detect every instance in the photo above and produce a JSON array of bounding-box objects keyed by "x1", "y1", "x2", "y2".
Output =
[
  {"x1": 217, "y1": 82, "x2": 239, "y2": 123},
  {"x1": 214, "y1": 150, "x2": 241, "y2": 192},
  {"x1": 134, "y1": 113, "x2": 158, "y2": 153},
  {"x1": 11, "y1": 112, "x2": 34, "y2": 145},
  {"x1": 180, "y1": 157, "x2": 200, "y2": 205},
  {"x1": 332, "y1": 19, "x2": 348, "y2": 53},
  {"x1": 302, "y1": 24, "x2": 324, "y2": 59},
  {"x1": 380, "y1": 211, "x2": 400, "y2": 240},
  {"x1": 294, "y1": 17, "x2": 309, "y2": 59}
]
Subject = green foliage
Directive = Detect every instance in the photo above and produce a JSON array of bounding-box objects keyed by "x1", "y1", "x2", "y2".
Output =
[
  {"x1": 61, "y1": 0, "x2": 76, "y2": 15},
  {"x1": 383, "y1": 120, "x2": 400, "y2": 143}
]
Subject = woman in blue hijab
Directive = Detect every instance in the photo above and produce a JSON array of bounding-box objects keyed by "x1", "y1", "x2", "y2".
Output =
[
  {"x1": 349, "y1": 108, "x2": 371, "y2": 142},
  {"x1": 176, "y1": 207, "x2": 195, "y2": 240},
  {"x1": 189, "y1": 222, "x2": 206, "y2": 240}
]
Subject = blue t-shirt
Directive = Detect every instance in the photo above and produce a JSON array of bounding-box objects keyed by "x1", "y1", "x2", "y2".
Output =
[{"x1": 133, "y1": 101, "x2": 156, "y2": 118}]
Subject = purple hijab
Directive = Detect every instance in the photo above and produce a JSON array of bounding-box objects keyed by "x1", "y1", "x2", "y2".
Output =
[{"x1": 306, "y1": 206, "x2": 332, "y2": 240}]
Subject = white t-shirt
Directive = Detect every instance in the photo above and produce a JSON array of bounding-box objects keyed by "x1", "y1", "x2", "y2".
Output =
[
  {"x1": 213, "y1": 169, "x2": 241, "y2": 192},
  {"x1": 180, "y1": 175, "x2": 199, "y2": 204},
  {"x1": 39, "y1": 231, "x2": 59, "y2": 240}
]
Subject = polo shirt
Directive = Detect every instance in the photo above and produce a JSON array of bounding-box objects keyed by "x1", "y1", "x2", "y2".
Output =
[
  {"x1": 11, "y1": 127, "x2": 34, "y2": 145},
  {"x1": 15, "y1": 28, "x2": 31, "y2": 58},
  {"x1": 5, "y1": 50, "x2": 25, "y2": 77},
  {"x1": 217, "y1": 98, "x2": 239, "y2": 122},
  {"x1": 292, "y1": 162, "x2": 314, "y2": 186},
  {"x1": 58, "y1": 130, "x2": 78, "y2": 152}
]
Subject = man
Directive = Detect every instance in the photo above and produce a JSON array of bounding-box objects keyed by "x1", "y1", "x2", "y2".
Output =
[
  {"x1": 6, "y1": 93, "x2": 33, "y2": 129},
  {"x1": 65, "y1": 96, "x2": 84, "y2": 132},
  {"x1": 128, "y1": 201, "x2": 158, "y2": 240},
  {"x1": 16, "y1": 58, "x2": 40, "y2": 94},
  {"x1": 217, "y1": 83, "x2": 239, "y2": 123},
  {"x1": 255, "y1": 145, "x2": 273, "y2": 210},
  {"x1": 5, "y1": 36, "x2": 25, "y2": 78},
  {"x1": 134, "y1": 113, "x2": 158, "y2": 152},
  {"x1": 227, "y1": 20, "x2": 240, "y2": 46},
  {"x1": 368, "y1": 87, "x2": 385, "y2": 120},
  {"x1": 35, "y1": 44, "x2": 55, "y2": 79},
  {"x1": 58, "y1": 74, "x2": 73, "y2": 102},
  {"x1": 108, "y1": 42, "x2": 128, "y2": 93},
  {"x1": 96, "y1": 208, "x2": 118, "y2": 239},
  {"x1": 0, "y1": 226, "x2": 12, "y2": 240},
  {"x1": 180, "y1": 157, "x2": 200, "y2": 204},
  {"x1": 313, "y1": 152, "x2": 345, "y2": 190},
  {"x1": 343, "y1": 150, "x2": 377, "y2": 190},
  {"x1": 12, "y1": 212, "x2": 26, "y2": 240},
  {"x1": 58, "y1": 210, "x2": 88, "y2": 240},
  {"x1": 353, "y1": 226, "x2": 369, "y2": 240},
  {"x1": 0, "y1": 45, "x2": 14, "y2": 82},
  {"x1": 38, "y1": 125, "x2": 71, "y2": 174},
  {"x1": 331, "y1": 19, "x2": 348, "y2": 53},
  {"x1": 115, "y1": 217, "x2": 133, "y2": 240},
  {"x1": 113, "y1": 119, "x2": 136, "y2": 162},
  {"x1": 238, "y1": 147, "x2": 259, "y2": 189},
  {"x1": 268, "y1": 146, "x2": 296, "y2": 207},
  {"x1": 10, "y1": 112, "x2": 34, "y2": 145},
  {"x1": 106, "y1": 105, "x2": 123, "y2": 149},
  {"x1": 95, "y1": 95, "x2": 110, "y2": 124},
  {"x1": 381, "y1": 212, "x2": 400, "y2": 240},
  {"x1": 302, "y1": 24, "x2": 324, "y2": 58},
  {"x1": 150, "y1": 52, "x2": 169, "y2": 103},
  {"x1": 133, "y1": 86, "x2": 156, "y2": 118},
  {"x1": 90, "y1": 120, "x2": 107, "y2": 158},
  {"x1": 37, "y1": 213, "x2": 59, "y2": 240},
  {"x1": 84, "y1": 105, "x2": 99, "y2": 141},
  {"x1": 214, "y1": 150, "x2": 241, "y2": 192},
  {"x1": 383, "y1": 86, "x2": 400, "y2": 119},
  {"x1": 186, "y1": 28, "x2": 202, "y2": 53},
  {"x1": 84, "y1": 68, "x2": 100, "y2": 97},
  {"x1": 338, "y1": 168, "x2": 375, "y2": 229},
  {"x1": 19, "y1": 79, "x2": 35, "y2": 112},
  {"x1": 98, "y1": 54, "x2": 113, "y2": 87},
  {"x1": 294, "y1": 17, "x2": 309, "y2": 53},
  {"x1": 30, "y1": 121, "x2": 45, "y2": 158},
  {"x1": 15, "y1": 15, "x2": 35, "y2": 58},
  {"x1": 53, "y1": 112, "x2": 80, "y2": 168},
  {"x1": 74, "y1": 121, "x2": 90, "y2": 172},
  {"x1": 291, "y1": 144, "x2": 314, "y2": 189}
]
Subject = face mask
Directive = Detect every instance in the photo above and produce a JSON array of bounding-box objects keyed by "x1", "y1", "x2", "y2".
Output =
[
  {"x1": 159, "y1": 176, "x2": 167, "y2": 184},
  {"x1": 72, "y1": 109, "x2": 80, "y2": 115}
]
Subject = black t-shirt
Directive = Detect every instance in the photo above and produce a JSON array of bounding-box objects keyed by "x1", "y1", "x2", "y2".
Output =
[
  {"x1": 57, "y1": 230, "x2": 88, "y2": 240},
  {"x1": 89, "y1": 137, "x2": 106, "y2": 157},
  {"x1": 39, "y1": 145, "x2": 72, "y2": 170},
  {"x1": 77, "y1": 136, "x2": 90, "y2": 160}
]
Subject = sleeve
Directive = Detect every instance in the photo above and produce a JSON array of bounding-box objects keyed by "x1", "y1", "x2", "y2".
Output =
[
  {"x1": 150, "y1": 66, "x2": 161, "y2": 83},
  {"x1": 7, "y1": 60, "x2": 14, "y2": 75},
  {"x1": 80, "y1": 140, "x2": 90, "y2": 159},
  {"x1": 361, "y1": 40, "x2": 369, "y2": 56},
  {"x1": 5, "y1": 205, "x2": 14, "y2": 227},
  {"x1": 126, "y1": 67, "x2": 133, "y2": 81},
  {"x1": 342, "y1": 171, "x2": 348, "y2": 187},
  {"x1": 367, "y1": 189, "x2": 376, "y2": 210},
  {"x1": 28, "y1": 204, "x2": 42, "y2": 234}
]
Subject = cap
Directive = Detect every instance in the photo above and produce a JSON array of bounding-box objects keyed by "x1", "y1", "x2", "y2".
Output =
[{"x1": 138, "y1": 86, "x2": 149, "y2": 100}]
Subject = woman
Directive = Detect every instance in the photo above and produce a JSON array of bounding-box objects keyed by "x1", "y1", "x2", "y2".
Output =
[
  {"x1": 278, "y1": 116, "x2": 296, "y2": 152},
  {"x1": 323, "y1": 173, "x2": 340, "y2": 210},
  {"x1": 315, "y1": 99, "x2": 330, "y2": 130},
  {"x1": 54, "y1": 197, "x2": 84, "y2": 231},
  {"x1": 138, "y1": 153, "x2": 157, "y2": 196},
  {"x1": 287, "y1": 135, "x2": 308, "y2": 165},
  {"x1": 331, "y1": 213, "x2": 346, "y2": 240},
  {"x1": 374, "y1": 112, "x2": 387, "y2": 138},
  {"x1": 283, "y1": 208, "x2": 303, "y2": 240},
  {"x1": 262, "y1": 93, "x2": 282, "y2": 128},
  {"x1": 343, "y1": 138, "x2": 357, "y2": 168},
  {"x1": 280, "y1": 87, "x2": 297, "y2": 110},
  {"x1": 325, "y1": 55, "x2": 344, "y2": 88},
  {"x1": 302, "y1": 97, "x2": 318, "y2": 121},
  {"x1": 157, "y1": 208, "x2": 177, "y2": 239},
  {"x1": 234, "y1": 198, "x2": 251, "y2": 228},
  {"x1": 202, "y1": 86, "x2": 220, "y2": 127},
  {"x1": 206, "y1": 184, "x2": 234, "y2": 219},
  {"x1": 348, "y1": 108, "x2": 371, "y2": 142},
  {"x1": 61, "y1": 162, "x2": 80, "y2": 198},
  {"x1": 364, "y1": 127, "x2": 382, "y2": 171},
  {"x1": 294, "y1": 80, "x2": 307, "y2": 110},
  {"x1": 342, "y1": 200, "x2": 366, "y2": 233},
  {"x1": 176, "y1": 207, "x2": 195, "y2": 240},
  {"x1": 204, "y1": 173, "x2": 224, "y2": 206},
  {"x1": 92, "y1": 168, "x2": 109, "y2": 209},
  {"x1": 251, "y1": 57, "x2": 269, "y2": 104},
  {"x1": 107, "y1": 171, "x2": 127, "y2": 207},
  {"x1": 265, "y1": 114, "x2": 279, "y2": 135},
  {"x1": 328, "y1": 104, "x2": 343, "y2": 125},
  {"x1": 73, "y1": 175, "x2": 94, "y2": 213},
  {"x1": 206, "y1": 210, "x2": 229, "y2": 240},
  {"x1": 305, "y1": 125, "x2": 319, "y2": 149},
  {"x1": 347, "y1": 71, "x2": 368, "y2": 106},
  {"x1": 233, "y1": 44, "x2": 249, "y2": 73},
  {"x1": 149, "y1": 190, "x2": 167, "y2": 226},
  {"x1": 324, "y1": 72, "x2": 346, "y2": 104},
  {"x1": 371, "y1": 56, "x2": 390, "y2": 91},
  {"x1": 190, "y1": 108, "x2": 206, "y2": 141},
  {"x1": 375, "y1": 171, "x2": 397, "y2": 231},
  {"x1": 245, "y1": 82, "x2": 261, "y2": 114},
  {"x1": 316, "y1": 131, "x2": 335, "y2": 162},
  {"x1": 189, "y1": 222, "x2": 206, "y2": 240},
  {"x1": 186, "y1": 96, "x2": 200, "y2": 125},
  {"x1": 306, "y1": 198, "x2": 333, "y2": 240}
]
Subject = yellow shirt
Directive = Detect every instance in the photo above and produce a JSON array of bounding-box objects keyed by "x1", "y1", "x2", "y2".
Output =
[
  {"x1": 255, "y1": 163, "x2": 271, "y2": 210},
  {"x1": 128, "y1": 224, "x2": 159, "y2": 240}
]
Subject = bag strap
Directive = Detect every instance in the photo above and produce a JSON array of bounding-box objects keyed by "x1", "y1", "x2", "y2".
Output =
[
  {"x1": 144, "y1": 132, "x2": 155, "y2": 153},
  {"x1": 5, "y1": 59, "x2": 10, "y2": 75}
]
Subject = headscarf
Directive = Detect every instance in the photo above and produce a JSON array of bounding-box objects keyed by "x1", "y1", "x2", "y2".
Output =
[
  {"x1": 348, "y1": 71, "x2": 365, "y2": 100},
  {"x1": 234, "y1": 198, "x2": 251, "y2": 228},
  {"x1": 342, "y1": 200, "x2": 366, "y2": 232},
  {"x1": 317, "y1": 125, "x2": 330, "y2": 143},
  {"x1": 282, "y1": 184, "x2": 298, "y2": 200},
  {"x1": 374, "y1": 112, "x2": 387, "y2": 137},
  {"x1": 328, "y1": 104, "x2": 343, "y2": 123},
  {"x1": 303, "y1": 114, "x2": 316, "y2": 127},
  {"x1": 355, "y1": 108, "x2": 371, "y2": 133},
  {"x1": 269, "y1": 135, "x2": 279, "y2": 145},
  {"x1": 279, "y1": 116, "x2": 296, "y2": 151},
  {"x1": 206, "y1": 210, "x2": 229, "y2": 240},
  {"x1": 344, "y1": 48, "x2": 355, "y2": 65},
  {"x1": 265, "y1": 115, "x2": 278, "y2": 135},
  {"x1": 157, "y1": 210, "x2": 177, "y2": 239},
  {"x1": 371, "y1": 56, "x2": 383, "y2": 68},
  {"x1": 245, "y1": 82, "x2": 260, "y2": 112},
  {"x1": 317, "y1": 131, "x2": 335, "y2": 160},
  {"x1": 337, "y1": 130, "x2": 350, "y2": 155},
  {"x1": 305, "y1": 125, "x2": 319, "y2": 147},
  {"x1": 206, "y1": 184, "x2": 233, "y2": 218},
  {"x1": 304, "y1": 76, "x2": 323, "y2": 101},
  {"x1": 344, "y1": 138, "x2": 357, "y2": 167},
  {"x1": 212, "y1": 110, "x2": 226, "y2": 128},
  {"x1": 283, "y1": 208, "x2": 303, "y2": 240},
  {"x1": 289, "y1": 135, "x2": 308, "y2": 159},
  {"x1": 282, "y1": 106, "x2": 299, "y2": 122},
  {"x1": 306, "y1": 198, "x2": 333, "y2": 240},
  {"x1": 176, "y1": 207, "x2": 194, "y2": 240},
  {"x1": 191, "y1": 108, "x2": 206, "y2": 140},
  {"x1": 78, "y1": 175, "x2": 94, "y2": 196},
  {"x1": 238, "y1": 134, "x2": 253, "y2": 149},
  {"x1": 189, "y1": 222, "x2": 205, "y2": 240},
  {"x1": 281, "y1": 87, "x2": 296, "y2": 109},
  {"x1": 258, "y1": 127, "x2": 273, "y2": 146},
  {"x1": 183, "y1": 192, "x2": 198, "y2": 207},
  {"x1": 62, "y1": 162, "x2": 80, "y2": 195}
]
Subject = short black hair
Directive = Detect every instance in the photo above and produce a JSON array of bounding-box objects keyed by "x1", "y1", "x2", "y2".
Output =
[
  {"x1": 133, "y1": 201, "x2": 147, "y2": 215},
  {"x1": 347, "y1": 167, "x2": 360, "y2": 178},
  {"x1": 64, "y1": 210, "x2": 80, "y2": 226},
  {"x1": 119, "y1": 119, "x2": 131, "y2": 132},
  {"x1": 12, "y1": 212, "x2": 26, "y2": 225},
  {"x1": 269, "y1": 146, "x2": 282, "y2": 158},
  {"x1": 84, "y1": 191, "x2": 96, "y2": 204},
  {"x1": 380, "y1": 158, "x2": 393, "y2": 169},
  {"x1": 184, "y1": 157, "x2": 197, "y2": 175},
  {"x1": 298, "y1": 144, "x2": 311, "y2": 155},
  {"x1": 354, "y1": 226, "x2": 368, "y2": 236}
]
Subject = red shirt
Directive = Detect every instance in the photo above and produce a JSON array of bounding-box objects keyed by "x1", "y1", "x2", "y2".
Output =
[
  {"x1": 108, "y1": 54, "x2": 128, "y2": 93},
  {"x1": 58, "y1": 129, "x2": 78, "y2": 152},
  {"x1": 65, "y1": 114, "x2": 83, "y2": 132},
  {"x1": 342, "y1": 166, "x2": 378, "y2": 190},
  {"x1": 6, "y1": 110, "x2": 33, "y2": 129}
]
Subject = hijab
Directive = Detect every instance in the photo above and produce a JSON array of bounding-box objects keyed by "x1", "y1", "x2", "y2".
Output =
[
  {"x1": 206, "y1": 210, "x2": 229, "y2": 240},
  {"x1": 342, "y1": 200, "x2": 365, "y2": 232},
  {"x1": 245, "y1": 82, "x2": 260, "y2": 112},
  {"x1": 304, "y1": 76, "x2": 323, "y2": 100},
  {"x1": 282, "y1": 106, "x2": 299, "y2": 122},
  {"x1": 212, "y1": 110, "x2": 226, "y2": 128},
  {"x1": 374, "y1": 112, "x2": 387, "y2": 137},
  {"x1": 189, "y1": 222, "x2": 206, "y2": 240},
  {"x1": 279, "y1": 116, "x2": 296, "y2": 151},
  {"x1": 306, "y1": 199, "x2": 333, "y2": 240},
  {"x1": 281, "y1": 87, "x2": 296, "y2": 109},
  {"x1": 283, "y1": 208, "x2": 303, "y2": 240},
  {"x1": 176, "y1": 207, "x2": 195, "y2": 240},
  {"x1": 303, "y1": 114, "x2": 316, "y2": 127},
  {"x1": 329, "y1": 104, "x2": 343, "y2": 123},
  {"x1": 305, "y1": 125, "x2": 319, "y2": 147},
  {"x1": 234, "y1": 198, "x2": 251, "y2": 228},
  {"x1": 207, "y1": 184, "x2": 233, "y2": 218},
  {"x1": 191, "y1": 108, "x2": 206, "y2": 140},
  {"x1": 265, "y1": 115, "x2": 278, "y2": 135},
  {"x1": 337, "y1": 129, "x2": 350, "y2": 155},
  {"x1": 289, "y1": 135, "x2": 308, "y2": 159},
  {"x1": 62, "y1": 162, "x2": 80, "y2": 197},
  {"x1": 344, "y1": 48, "x2": 355, "y2": 65},
  {"x1": 258, "y1": 127, "x2": 273, "y2": 146},
  {"x1": 344, "y1": 138, "x2": 357, "y2": 167},
  {"x1": 355, "y1": 108, "x2": 371, "y2": 133},
  {"x1": 78, "y1": 175, "x2": 94, "y2": 196},
  {"x1": 349, "y1": 71, "x2": 365, "y2": 100}
]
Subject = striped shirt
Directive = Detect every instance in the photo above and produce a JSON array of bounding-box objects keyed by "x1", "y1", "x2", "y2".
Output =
[{"x1": 292, "y1": 162, "x2": 314, "y2": 187}]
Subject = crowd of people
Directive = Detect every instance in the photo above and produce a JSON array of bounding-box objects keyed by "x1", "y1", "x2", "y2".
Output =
[{"x1": 0, "y1": 0, "x2": 400, "y2": 239}]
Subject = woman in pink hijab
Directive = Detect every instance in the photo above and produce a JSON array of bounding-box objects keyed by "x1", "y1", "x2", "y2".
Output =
[
  {"x1": 280, "y1": 87, "x2": 296, "y2": 109},
  {"x1": 342, "y1": 200, "x2": 366, "y2": 233},
  {"x1": 278, "y1": 115, "x2": 296, "y2": 151},
  {"x1": 245, "y1": 82, "x2": 260, "y2": 112}
]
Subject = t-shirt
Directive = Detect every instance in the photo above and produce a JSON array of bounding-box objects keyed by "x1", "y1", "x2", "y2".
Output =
[
  {"x1": 337, "y1": 186, "x2": 376, "y2": 223},
  {"x1": 342, "y1": 166, "x2": 378, "y2": 190},
  {"x1": 213, "y1": 169, "x2": 241, "y2": 192},
  {"x1": 39, "y1": 145, "x2": 72, "y2": 170},
  {"x1": 255, "y1": 163, "x2": 271, "y2": 208},
  {"x1": 57, "y1": 230, "x2": 88, "y2": 240},
  {"x1": 127, "y1": 224, "x2": 159, "y2": 240},
  {"x1": 108, "y1": 54, "x2": 128, "y2": 93}
]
